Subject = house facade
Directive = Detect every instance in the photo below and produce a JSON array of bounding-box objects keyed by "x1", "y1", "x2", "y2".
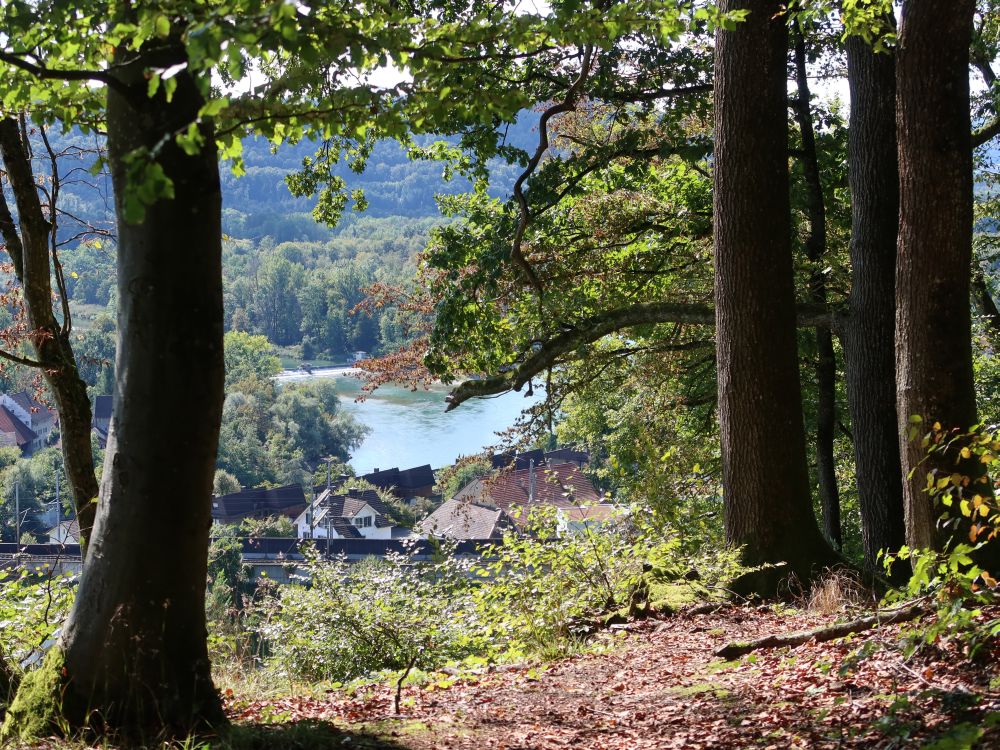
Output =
[
  {"x1": 295, "y1": 486, "x2": 408, "y2": 540},
  {"x1": 0, "y1": 391, "x2": 56, "y2": 455}
]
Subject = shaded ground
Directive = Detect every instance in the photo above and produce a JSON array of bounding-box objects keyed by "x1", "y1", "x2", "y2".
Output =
[{"x1": 228, "y1": 605, "x2": 1000, "y2": 749}]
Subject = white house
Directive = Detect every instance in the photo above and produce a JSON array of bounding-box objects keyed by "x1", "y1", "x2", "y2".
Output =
[
  {"x1": 48, "y1": 518, "x2": 80, "y2": 545},
  {"x1": 294, "y1": 486, "x2": 403, "y2": 540}
]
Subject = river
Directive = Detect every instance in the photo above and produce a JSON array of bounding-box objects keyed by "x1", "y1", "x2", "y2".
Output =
[{"x1": 275, "y1": 367, "x2": 540, "y2": 472}]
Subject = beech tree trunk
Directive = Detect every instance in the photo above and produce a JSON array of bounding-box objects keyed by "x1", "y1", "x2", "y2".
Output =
[
  {"x1": 842, "y1": 36, "x2": 906, "y2": 576},
  {"x1": 895, "y1": 1, "x2": 988, "y2": 555},
  {"x1": 714, "y1": 0, "x2": 838, "y2": 590},
  {"x1": 2, "y1": 41, "x2": 226, "y2": 739},
  {"x1": 0, "y1": 118, "x2": 99, "y2": 547},
  {"x1": 791, "y1": 27, "x2": 841, "y2": 549}
]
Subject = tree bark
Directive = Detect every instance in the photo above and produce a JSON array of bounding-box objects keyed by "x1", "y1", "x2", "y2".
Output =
[
  {"x1": 0, "y1": 118, "x2": 99, "y2": 548},
  {"x1": 714, "y1": 0, "x2": 838, "y2": 590},
  {"x1": 792, "y1": 26, "x2": 841, "y2": 550},
  {"x1": 842, "y1": 36, "x2": 906, "y2": 577},
  {"x1": 2, "y1": 41, "x2": 226, "y2": 739},
  {"x1": 895, "y1": 0, "x2": 995, "y2": 565}
]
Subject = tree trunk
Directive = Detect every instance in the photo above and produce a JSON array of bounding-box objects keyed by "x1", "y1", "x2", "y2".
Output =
[
  {"x1": 714, "y1": 0, "x2": 839, "y2": 592},
  {"x1": 0, "y1": 118, "x2": 100, "y2": 548},
  {"x1": 841, "y1": 36, "x2": 906, "y2": 577},
  {"x1": 895, "y1": 1, "x2": 989, "y2": 556},
  {"x1": 2, "y1": 43, "x2": 226, "y2": 740},
  {"x1": 791, "y1": 26, "x2": 841, "y2": 550}
]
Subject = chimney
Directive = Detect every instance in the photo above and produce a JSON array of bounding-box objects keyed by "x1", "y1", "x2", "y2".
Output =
[{"x1": 348, "y1": 487, "x2": 360, "y2": 498}]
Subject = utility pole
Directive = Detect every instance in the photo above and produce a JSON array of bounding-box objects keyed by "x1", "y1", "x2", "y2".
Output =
[
  {"x1": 324, "y1": 456, "x2": 335, "y2": 490},
  {"x1": 14, "y1": 481, "x2": 19, "y2": 544}
]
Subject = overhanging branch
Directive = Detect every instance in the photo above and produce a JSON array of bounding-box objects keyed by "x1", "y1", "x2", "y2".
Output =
[
  {"x1": 0, "y1": 52, "x2": 128, "y2": 97},
  {"x1": 445, "y1": 301, "x2": 835, "y2": 410}
]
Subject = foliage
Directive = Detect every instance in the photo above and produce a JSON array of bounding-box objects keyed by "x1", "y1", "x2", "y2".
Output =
[
  {"x1": 214, "y1": 469, "x2": 242, "y2": 497},
  {"x1": 471, "y1": 507, "x2": 647, "y2": 657},
  {"x1": 882, "y1": 422, "x2": 1000, "y2": 658},
  {"x1": 0, "y1": 568, "x2": 76, "y2": 675},
  {"x1": 217, "y1": 377, "x2": 366, "y2": 487},
  {"x1": 434, "y1": 456, "x2": 493, "y2": 499},
  {"x1": 255, "y1": 544, "x2": 486, "y2": 684},
  {"x1": 0, "y1": 448, "x2": 67, "y2": 543},
  {"x1": 225, "y1": 331, "x2": 282, "y2": 389}
]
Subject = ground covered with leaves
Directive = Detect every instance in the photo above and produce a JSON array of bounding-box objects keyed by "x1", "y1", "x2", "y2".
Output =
[{"x1": 225, "y1": 604, "x2": 1000, "y2": 750}]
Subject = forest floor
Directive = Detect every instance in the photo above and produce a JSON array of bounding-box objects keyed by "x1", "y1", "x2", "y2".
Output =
[{"x1": 226, "y1": 604, "x2": 1000, "y2": 750}]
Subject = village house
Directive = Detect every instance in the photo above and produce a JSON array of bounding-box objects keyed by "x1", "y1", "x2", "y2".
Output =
[
  {"x1": 295, "y1": 486, "x2": 411, "y2": 540},
  {"x1": 422, "y1": 460, "x2": 618, "y2": 540},
  {"x1": 417, "y1": 498, "x2": 514, "y2": 540},
  {"x1": 211, "y1": 484, "x2": 308, "y2": 525},
  {"x1": 489, "y1": 447, "x2": 590, "y2": 471},
  {"x1": 358, "y1": 464, "x2": 436, "y2": 501},
  {"x1": 0, "y1": 391, "x2": 57, "y2": 456},
  {"x1": 48, "y1": 518, "x2": 80, "y2": 545},
  {"x1": 92, "y1": 395, "x2": 112, "y2": 448}
]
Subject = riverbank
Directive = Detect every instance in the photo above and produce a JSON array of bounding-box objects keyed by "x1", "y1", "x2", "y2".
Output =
[{"x1": 273, "y1": 367, "x2": 540, "y2": 472}]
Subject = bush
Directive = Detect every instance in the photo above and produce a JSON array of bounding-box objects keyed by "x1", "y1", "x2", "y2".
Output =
[
  {"x1": 882, "y1": 421, "x2": 1000, "y2": 659},
  {"x1": 255, "y1": 543, "x2": 487, "y2": 683},
  {"x1": 0, "y1": 568, "x2": 76, "y2": 676},
  {"x1": 470, "y1": 506, "x2": 646, "y2": 657}
]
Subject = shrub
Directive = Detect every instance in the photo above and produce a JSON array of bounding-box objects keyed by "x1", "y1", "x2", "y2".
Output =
[
  {"x1": 0, "y1": 568, "x2": 76, "y2": 676},
  {"x1": 255, "y1": 543, "x2": 486, "y2": 683}
]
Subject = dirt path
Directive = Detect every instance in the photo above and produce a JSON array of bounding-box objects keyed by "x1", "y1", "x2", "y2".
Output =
[{"x1": 229, "y1": 606, "x2": 1000, "y2": 749}]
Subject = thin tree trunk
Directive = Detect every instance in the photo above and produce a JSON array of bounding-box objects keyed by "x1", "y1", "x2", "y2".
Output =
[
  {"x1": 792, "y1": 25, "x2": 841, "y2": 549},
  {"x1": 842, "y1": 35, "x2": 906, "y2": 577},
  {"x1": 714, "y1": 0, "x2": 839, "y2": 594},
  {"x1": 973, "y1": 269, "x2": 1000, "y2": 337},
  {"x1": 2, "y1": 41, "x2": 226, "y2": 739},
  {"x1": 895, "y1": 1, "x2": 990, "y2": 558},
  {"x1": 0, "y1": 118, "x2": 99, "y2": 549}
]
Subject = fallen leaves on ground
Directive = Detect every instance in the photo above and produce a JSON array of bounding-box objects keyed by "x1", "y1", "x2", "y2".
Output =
[{"x1": 226, "y1": 605, "x2": 1000, "y2": 749}]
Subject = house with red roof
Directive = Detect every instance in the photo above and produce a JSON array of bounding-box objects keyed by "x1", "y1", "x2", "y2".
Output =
[
  {"x1": 0, "y1": 391, "x2": 56, "y2": 455},
  {"x1": 436, "y1": 461, "x2": 620, "y2": 538}
]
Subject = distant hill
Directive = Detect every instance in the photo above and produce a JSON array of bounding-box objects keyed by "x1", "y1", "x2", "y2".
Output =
[{"x1": 38, "y1": 116, "x2": 538, "y2": 245}]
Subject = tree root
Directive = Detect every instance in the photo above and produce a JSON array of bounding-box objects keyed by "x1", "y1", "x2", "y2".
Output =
[{"x1": 714, "y1": 602, "x2": 926, "y2": 660}]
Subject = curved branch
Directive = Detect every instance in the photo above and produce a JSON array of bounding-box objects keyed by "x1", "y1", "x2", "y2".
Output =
[
  {"x1": 973, "y1": 117, "x2": 1000, "y2": 148},
  {"x1": 510, "y1": 45, "x2": 594, "y2": 293},
  {"x1": 445, "y1": 301, "x2": 836, "y2": 410}
]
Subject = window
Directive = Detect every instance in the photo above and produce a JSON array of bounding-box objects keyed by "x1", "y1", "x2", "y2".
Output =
[{"x1": 354, "y1": 516, "x2": 372, "y2": 528}]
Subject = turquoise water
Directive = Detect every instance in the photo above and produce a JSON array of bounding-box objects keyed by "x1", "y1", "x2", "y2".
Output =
[{"x1": 277, "y1": 368, "x2": 540, "y2": 472}]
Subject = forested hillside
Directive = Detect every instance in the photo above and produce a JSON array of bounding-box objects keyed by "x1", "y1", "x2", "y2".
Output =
[{"x1": 43, "y1": 120, "x2": 534, "y2": 359}]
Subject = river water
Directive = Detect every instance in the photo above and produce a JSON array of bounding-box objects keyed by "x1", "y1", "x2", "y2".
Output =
[{"x1": 275, "y1": 367, "x2": 540, "y2": 472}]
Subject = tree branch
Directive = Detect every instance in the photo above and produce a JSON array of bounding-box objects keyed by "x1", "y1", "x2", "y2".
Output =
[
  {"x1": 510, "y1": 45, "x2": 594, "y2": 294},
  {"x1": 445, "y1": 301, "x2": 836, "y2": 410},
  {"x1": 0, "y1": 51, "x2": 128, "y2": 96}
]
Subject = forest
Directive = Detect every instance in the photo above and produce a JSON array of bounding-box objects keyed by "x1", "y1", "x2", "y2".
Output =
[{"x1": 0, "y1": 0, "x2": 998, "y2": 748}]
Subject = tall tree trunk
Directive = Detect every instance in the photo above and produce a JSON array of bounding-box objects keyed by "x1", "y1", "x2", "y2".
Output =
[
  {"x1": 842, "y1": 35, "x2": 906, "y2": 577},
  {"x1": 714, "y1": 0, "x2": 839, "y2": 594},
  {"x1": 895, "y1": 1, "x2": 991, "y2": 558},
  {"x1": 2, "y1": 43, "x2": 226, "y2": 740},
  {"x1": 0, "y1": 118, "x2": 99, "y2": 548},
  {"x1": 791, "y1": 25, "x2": 841, "y2": 549}
]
